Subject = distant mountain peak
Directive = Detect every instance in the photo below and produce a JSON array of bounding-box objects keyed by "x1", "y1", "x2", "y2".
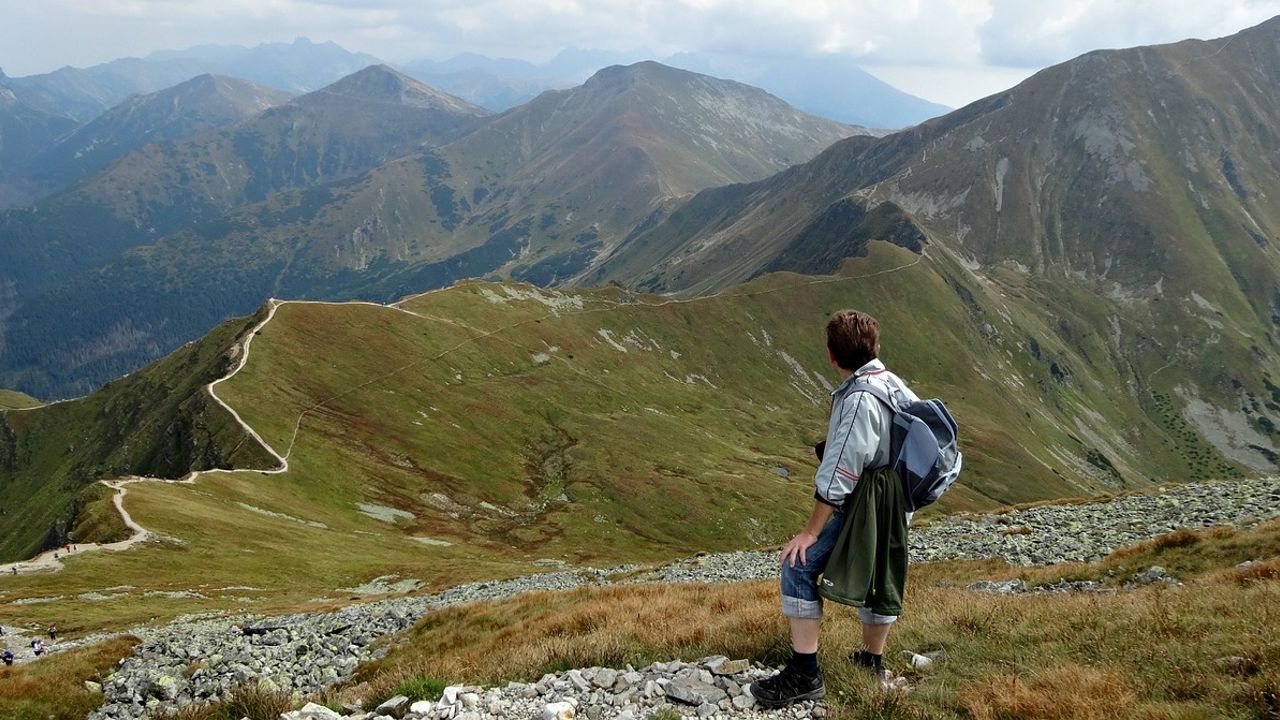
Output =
[
  {"x1": 586, "y1": 60, "x2": 693, "y2": 86},
  {"x1": 316, "y1": 64, "x2": 487, "y2": 114}
]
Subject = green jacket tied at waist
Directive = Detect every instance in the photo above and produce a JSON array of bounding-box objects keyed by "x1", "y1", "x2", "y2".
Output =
[{"x1": 817, "y1": 465, "x2": 908, "y2": 617}]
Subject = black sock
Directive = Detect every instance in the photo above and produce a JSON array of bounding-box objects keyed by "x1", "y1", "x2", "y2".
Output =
[
  {"x1": 854, "y1": 650, "x2": 883, "y2": 668},
  {"x1": 789, "y1": 650, "x2": 819, "y2": 677}
]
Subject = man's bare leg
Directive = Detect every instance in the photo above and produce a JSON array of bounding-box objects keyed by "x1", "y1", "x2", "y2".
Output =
[
  {"x1": 861, "y1": 622, "x2": 892, "y2": 655},
  {"x1": 789, "y1": 617, "x2": 821, "y2": 654}
]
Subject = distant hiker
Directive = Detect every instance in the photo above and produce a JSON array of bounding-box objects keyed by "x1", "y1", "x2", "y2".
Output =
[
  {"x1": 2, "y1": 649, "x2": 12, "y2": 666},
  {"x1": 47, "y1": 625, "x2": 56, "y2": 641},
  {"x1": 750, "y1": 310, "x2": 922, "y2": 707},
  {"x1": 30, "y1": 640, "x2": 43, "y2": 657}
]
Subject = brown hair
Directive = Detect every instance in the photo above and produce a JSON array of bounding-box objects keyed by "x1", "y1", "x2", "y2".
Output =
[{"x1": 826, "y1": 310, "x2": 880, "y2": 370}]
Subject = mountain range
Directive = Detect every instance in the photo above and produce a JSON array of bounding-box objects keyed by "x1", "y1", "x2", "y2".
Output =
[
  {"x1": 3, "y1": 18, "x2": 1280, "y2": 566},
  {"x1": 2, "y1": 37, "x2": 380, "y2": 123},
  {"x1": 402, "y1": 48, "x2": 952, "y2": 127},
  {"x1": 0, "y1": 62, "x2": 857, "y2": 397},
  {"x1": 0, "y1": 74, "x2": 293, "y2": 208}
]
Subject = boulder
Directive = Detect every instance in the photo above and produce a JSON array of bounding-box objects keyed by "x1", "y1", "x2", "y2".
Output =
[
  {"x1": 709, "y1": 659, "x2": 750, "y2": 675},
  {"x1": 665, "y1": 678, "x2": 727, "y2": 706},
  {"x1": 375, "y1": 695, "x2": 411, "y2": 719},
  {"x1": 279, "y1": 702, "x2": 341, "y2": 720}
]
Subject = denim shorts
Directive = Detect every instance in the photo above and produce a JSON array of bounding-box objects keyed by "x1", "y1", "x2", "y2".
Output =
[{"x1": 780, "y1": 512, "x2": 899, "y2": 624}]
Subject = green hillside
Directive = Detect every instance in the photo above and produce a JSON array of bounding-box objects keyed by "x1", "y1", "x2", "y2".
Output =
[
  {"x1": 0, "y1": 245, "x2": 1249, "y2": 630},
  {"x1": 583, "y1": 18, "x2": 1280, "y2": 480},
  {"x1": 0, "y1": 315, "x2": 276, "y2": 561},
  {"x1": 0, "y1": 389, "x2": 40, "y2": 410}
]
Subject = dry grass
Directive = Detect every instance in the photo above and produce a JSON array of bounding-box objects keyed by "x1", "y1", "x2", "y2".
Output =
[
  {"x1": 1110, "y1": 528, "x2": 1204, "y2": 558},
  {"x1": 962, "y1": 665, "x2": 1134, "y2": 720},
  {"x1": 347, "y1": 582, "x2": 791, "y2": 704},
  {"x1": 0, "y1": 635, "x2": 138, "y2": 720},
  {"x1": 333, "y1": 521, "x2": 1280, "y2": 720}
]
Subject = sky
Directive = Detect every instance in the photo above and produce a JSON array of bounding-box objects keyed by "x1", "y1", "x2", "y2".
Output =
[{"x1": 2, "y1": 0, "x2": 1279, "y2": 107}]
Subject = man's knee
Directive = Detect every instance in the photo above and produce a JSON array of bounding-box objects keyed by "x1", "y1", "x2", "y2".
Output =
[
  {"x1": 780, "y1": 561, "x2": 824, "y2": 619},
  {"x1": 858, "y1": 607, "x2": 898, "y2": 625}
]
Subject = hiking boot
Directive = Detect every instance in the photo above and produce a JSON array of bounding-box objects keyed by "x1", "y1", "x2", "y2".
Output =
[
  {"x1": 849, "y1": 650, "x2": 888, "y2": 683},
  {"x1": 749, "y1": 663, "x2": 826, "y2": 708}
]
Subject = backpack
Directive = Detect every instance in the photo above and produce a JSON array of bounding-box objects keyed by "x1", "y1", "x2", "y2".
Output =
[{"x1": 850, "y1": 383, "x2": 962, "y2": 512}]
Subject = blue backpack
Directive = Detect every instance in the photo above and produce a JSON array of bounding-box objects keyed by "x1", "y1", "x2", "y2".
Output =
[{"x1": 851, "y1": 384, "x2": 962, "y2": 512}]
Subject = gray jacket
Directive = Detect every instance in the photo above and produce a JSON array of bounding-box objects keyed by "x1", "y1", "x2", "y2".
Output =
[{"x1": 815, "y1": 358, "x2": 918, "y2": 508}]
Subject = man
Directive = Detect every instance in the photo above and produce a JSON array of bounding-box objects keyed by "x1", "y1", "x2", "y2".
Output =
[{"x1": 750, "y1": 309, "x2": 916, "y2": 707}]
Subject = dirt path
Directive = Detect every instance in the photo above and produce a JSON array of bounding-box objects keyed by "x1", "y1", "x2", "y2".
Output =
[{"x1": 0, "y1": 478, "x2": 173, "y2": 575}]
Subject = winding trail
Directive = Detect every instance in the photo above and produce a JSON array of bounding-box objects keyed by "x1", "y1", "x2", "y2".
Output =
[{"x1": 1, "y1": 255, "x2": 927, "y2": 575}]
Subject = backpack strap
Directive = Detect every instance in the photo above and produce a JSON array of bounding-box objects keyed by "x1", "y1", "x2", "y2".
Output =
[{"x1": 848, "y1": 382, "x2": 899, "y2": 411}]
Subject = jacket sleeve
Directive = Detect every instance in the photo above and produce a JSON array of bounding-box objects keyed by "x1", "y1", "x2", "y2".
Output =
[{"x1": 814, "y1": 390, "x2": 881, "y2": 507}]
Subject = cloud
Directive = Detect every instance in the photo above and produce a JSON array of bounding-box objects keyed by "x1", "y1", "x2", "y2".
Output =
[
  {"x1": 1, "y1": 0, "x2": 1278, "y2": 107},
  {"x1": 978, "y1": 0, "x2": 1280, "y2": 67}
]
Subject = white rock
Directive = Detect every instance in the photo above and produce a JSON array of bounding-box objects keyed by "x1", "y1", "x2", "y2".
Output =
[
  {"x1": 542, "y1": 702, "x2": 576, "y2": 720},
  {"x1": 410, "y1": 701, "x2": 435, "y2": 715},
  {"x1": 901, "y1": 651, "x2": 932, "y2": 668}
]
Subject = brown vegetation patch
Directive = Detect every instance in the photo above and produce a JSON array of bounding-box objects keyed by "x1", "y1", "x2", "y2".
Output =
[
  {"x1": 0, "y1": 635, "x2": 138, "y2": 720},
  {"x1": 1233, "y1": 560, "x2": 1280, "y2": 585},
  {"x1": 1111, "y1": 529, "x2": 1202, "y2": 559},
  {"x1": 962, "y1": 664, "x2": 1135, "y2": 720}
]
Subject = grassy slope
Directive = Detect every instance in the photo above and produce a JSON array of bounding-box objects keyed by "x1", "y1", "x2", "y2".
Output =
[
  {"x1": 0, "y1": 389, "x2": 41, "y2": 410},
  {"x1": 0, "y1": 244, "x2": 1236, "y2": 636},
  {"x1": 0, "y1": 315, "x2": 276, "y2": 562}
]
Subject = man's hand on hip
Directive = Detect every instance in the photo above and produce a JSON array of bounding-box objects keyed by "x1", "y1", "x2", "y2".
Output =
[{"x1": 781, "y1": 532, "x2": 819, "y2": 568}]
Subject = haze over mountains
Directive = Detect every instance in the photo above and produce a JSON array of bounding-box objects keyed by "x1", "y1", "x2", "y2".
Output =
[
  {"x1": 3, "y1": 17, "x2": 1280, "y2": 569},
  {"x1": 404, "y1": 48, "x2": 951, "y2": 127}
]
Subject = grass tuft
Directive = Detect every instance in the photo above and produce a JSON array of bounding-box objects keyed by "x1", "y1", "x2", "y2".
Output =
[
  {"x1": 166, "y1": 684, "x2": 298, "y2": 720},
  {"x1": 394, "y1": 675, "x2": 449, "y2": 702}
]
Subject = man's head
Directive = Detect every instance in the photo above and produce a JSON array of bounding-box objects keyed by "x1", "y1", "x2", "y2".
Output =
[{"x1": 826, "y1": 309, "x2": 880, "y2": 371}]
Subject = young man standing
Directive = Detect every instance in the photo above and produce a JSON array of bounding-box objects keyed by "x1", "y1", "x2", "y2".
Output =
[{"x1": 750, "y1": 309, "x2": 916, "y2": 707}]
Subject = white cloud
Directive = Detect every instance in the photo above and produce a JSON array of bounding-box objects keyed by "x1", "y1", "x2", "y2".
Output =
[
  {"x1": 978, "y1": 0, "x2": 1280, "y2": 67},
  {"x1": 1, "y1": 0, "x2": 1278, "y2": 107}
]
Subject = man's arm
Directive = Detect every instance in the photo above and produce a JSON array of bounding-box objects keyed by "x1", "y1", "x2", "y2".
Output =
[{"x1": 781, "y1": 499, "x2": 837, "y2": 568}]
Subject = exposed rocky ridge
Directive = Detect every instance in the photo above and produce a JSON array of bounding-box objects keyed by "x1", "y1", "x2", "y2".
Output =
[{"x1": 64, "y1": 476, "x2": 1280, "y2": 719}]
